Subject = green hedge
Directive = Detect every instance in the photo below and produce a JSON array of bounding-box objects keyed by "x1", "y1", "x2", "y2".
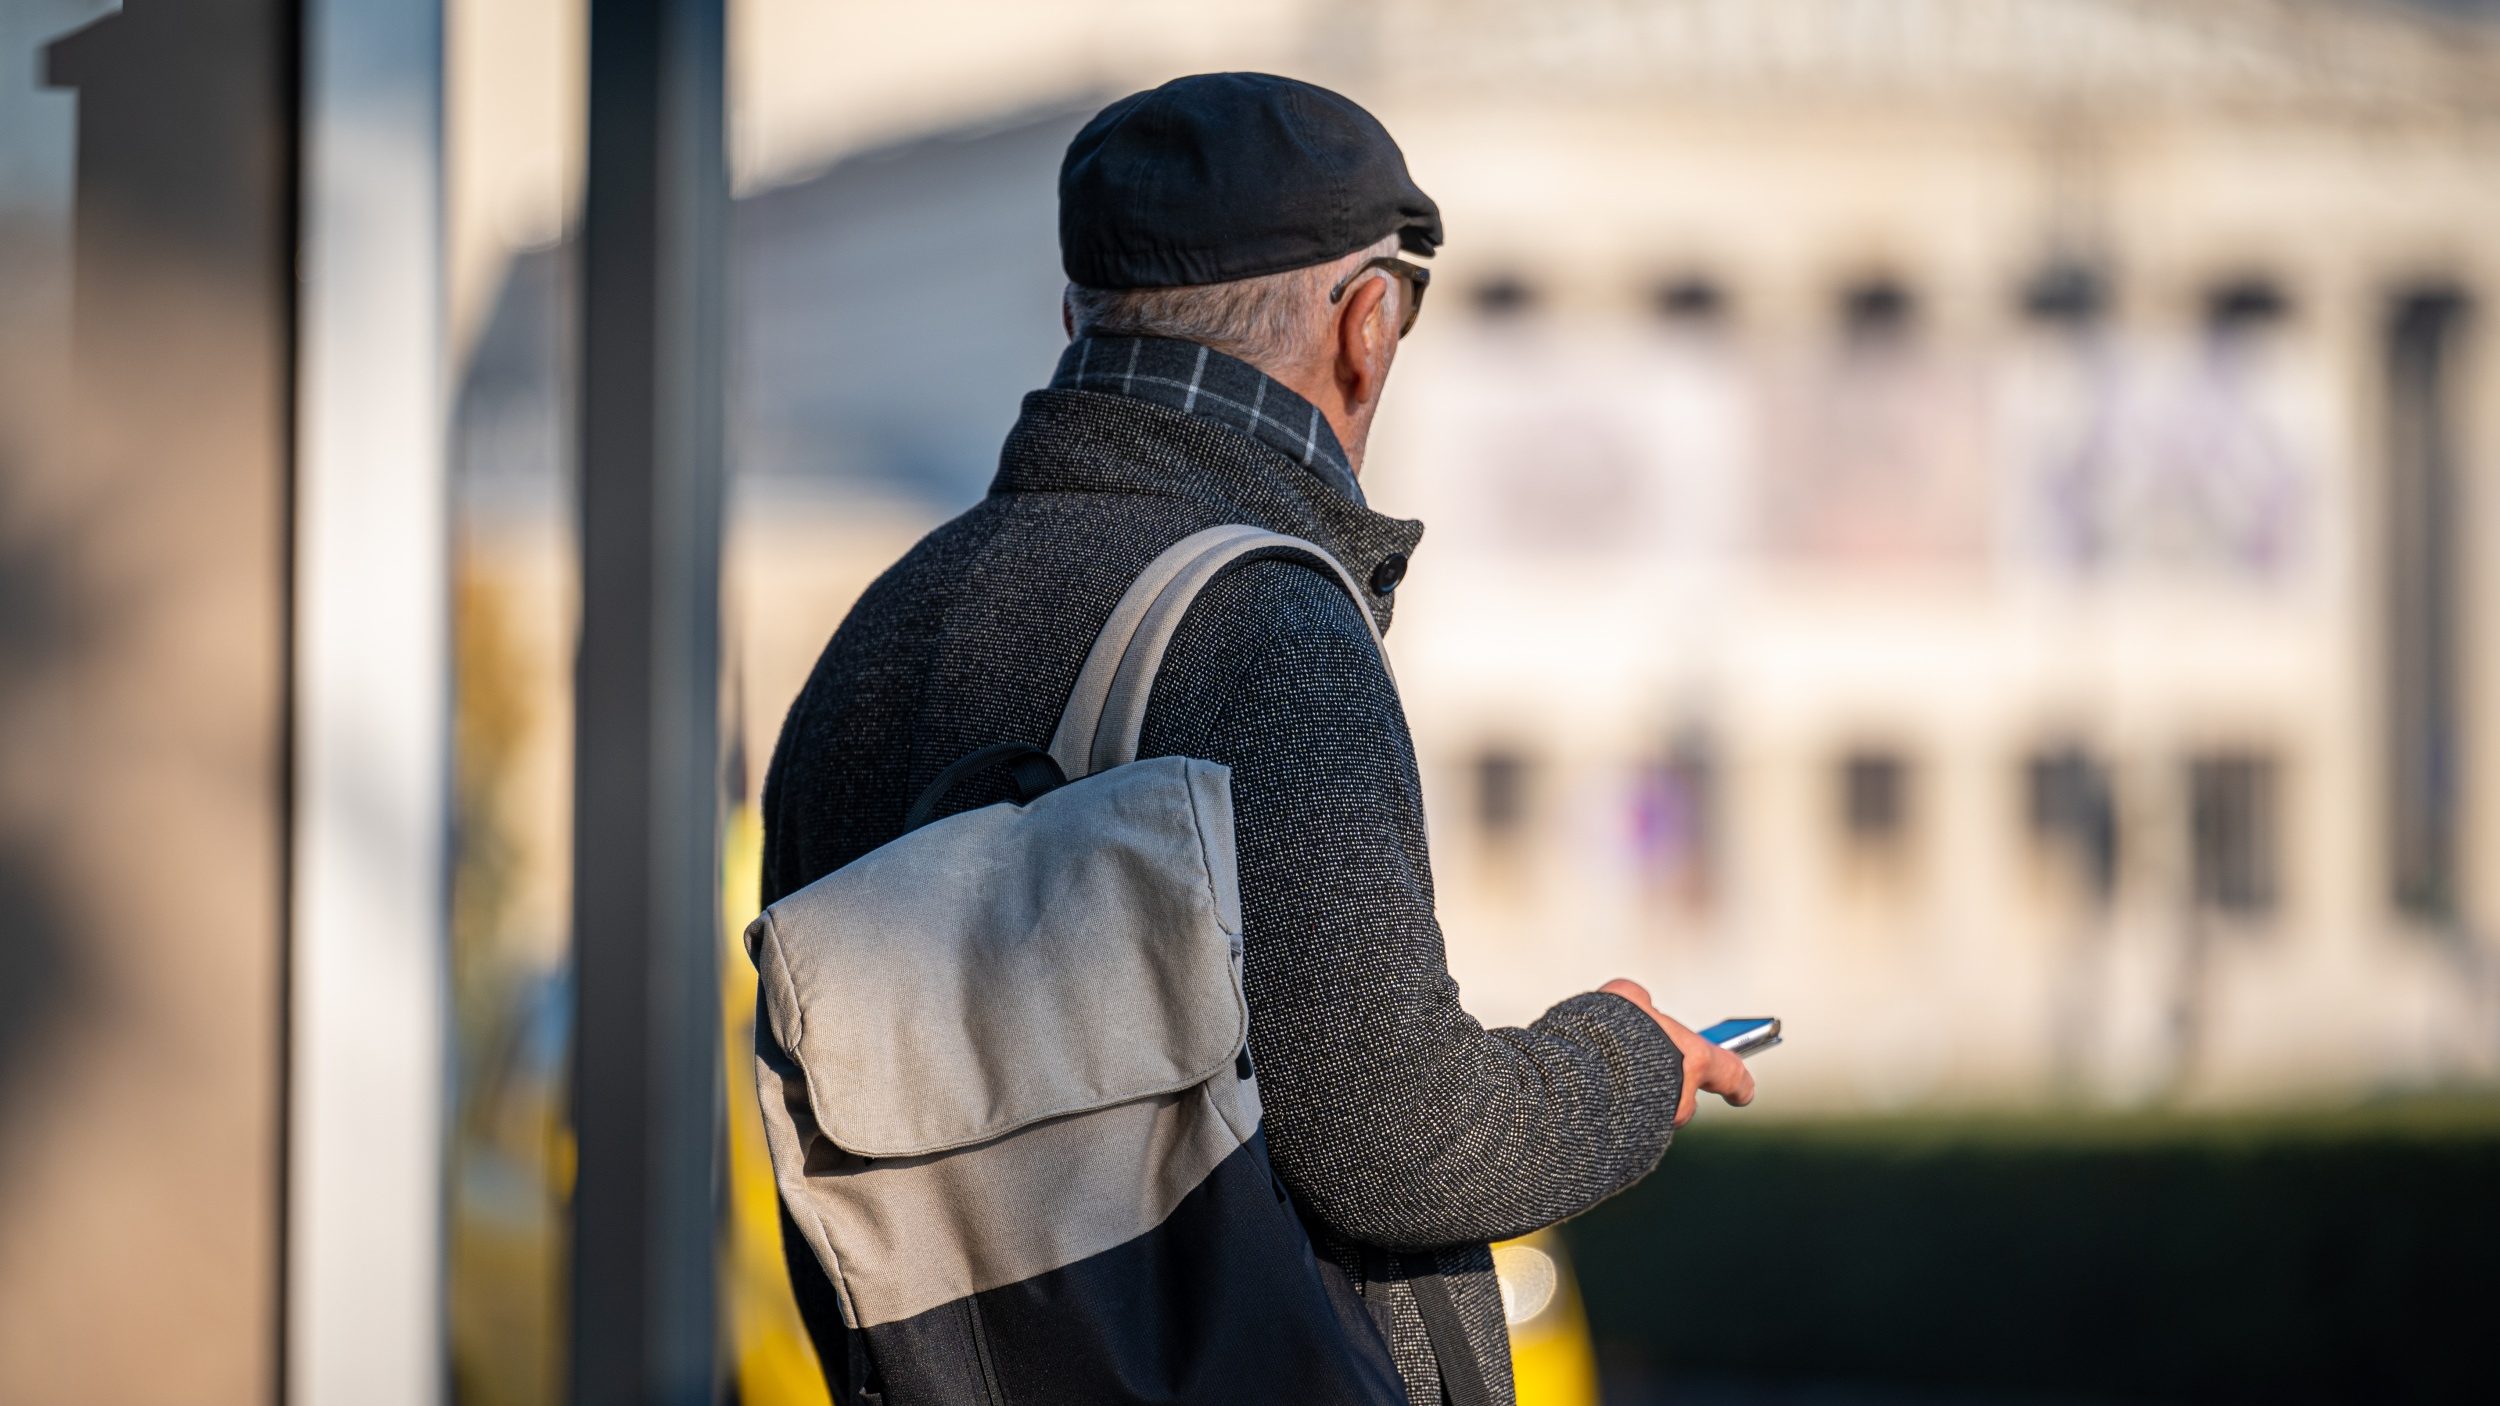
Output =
[{"x1": 1559, "y1": 1100, "x2": 2500, "y2": 1403}]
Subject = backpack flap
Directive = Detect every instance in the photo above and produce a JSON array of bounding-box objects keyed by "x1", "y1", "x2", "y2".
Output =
[{"x1": 747, "y1": 754, "x2": 1247, "y2": 1159}]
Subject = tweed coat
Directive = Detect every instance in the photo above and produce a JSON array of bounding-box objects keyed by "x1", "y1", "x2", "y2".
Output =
[{"x1": 759, "y1": 336, "x2": 1685, "y2": 1405}]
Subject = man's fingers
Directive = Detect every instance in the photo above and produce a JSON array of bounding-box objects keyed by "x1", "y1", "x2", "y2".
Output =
[
  {"x1": 1594, "y1": 978, "x2": 1762, "y2": 1121},
  {"x1": 1697, "y1": 1047, "x2": 1757, "y2": 1108},
  {"x1": 1719, "y1": 1056, "x2": 1757, "y2": 1107},
  {"x1": 1599, "y1": 977, "x2": 1655, "y2": 1013}
]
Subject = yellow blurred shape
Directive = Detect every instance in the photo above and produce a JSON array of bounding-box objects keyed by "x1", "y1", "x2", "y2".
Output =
[
  {"x1": 1498, "y1": 1231, "x2": 1602, "y2": 1406},
  {"x1": 722, "y1": 804, "x2": 836, "y2": 1405}
]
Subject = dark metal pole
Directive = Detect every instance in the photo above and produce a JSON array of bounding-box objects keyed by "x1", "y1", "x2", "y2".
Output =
[{"x1": 569, "y1": 0, "x2": 726, "y2": 1400}]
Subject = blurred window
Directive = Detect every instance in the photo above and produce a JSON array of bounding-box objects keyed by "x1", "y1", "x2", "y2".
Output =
[
  {"x1": 2188, "y1": 753, "x2": 2280, "y2": 916},
  {"x1": 1468, "y1": 273, "x2": 1540, "y2": 319},
  {"x1": 1651, "y1": 275, "x2": 1728, "y2": 326},
  {"x1": 2020, "y1": 262, "x2": 2109, "y2": 327},
  {"x1": 1634, "y1": 730, "x2": 1718, "y2": 909},
  {"x1": 2025, "y1": 746, "x2": 2119, "y2": 902},
  {"x1": 1473, "y1": 745, "x2": 1538, "y2": 842},
  {"x1": 2203, "y1": 276, "x2": 2291, "y2": 340},
  {"x1": 1839, "y1": 749, "x2": 1911, "y2": 851},
  {"x1": 1839, "y1": 277, "x2": 1916, "y2": 348}
]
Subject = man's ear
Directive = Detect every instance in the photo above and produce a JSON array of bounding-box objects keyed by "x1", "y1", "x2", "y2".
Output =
[
  {"x1": 1332, "y1": 273, "x2": 1393, "y2": 409},
  {"x1": 1062, "y1": 288, "x2": 1077, "y2": 341}
]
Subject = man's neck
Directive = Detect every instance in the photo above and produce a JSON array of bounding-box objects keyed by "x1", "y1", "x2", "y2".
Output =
[{"x1": 1256, "y1": 358, "x2": 1365, "y2": 479}]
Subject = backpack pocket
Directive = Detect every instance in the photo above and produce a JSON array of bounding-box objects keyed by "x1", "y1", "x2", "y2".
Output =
[
  {"x1": 751, "y1": 754, "x2": 1244, "y2": 1159},
  {"x1": 748, "y1": 755, "x2": 1255, "y2": 1325}
]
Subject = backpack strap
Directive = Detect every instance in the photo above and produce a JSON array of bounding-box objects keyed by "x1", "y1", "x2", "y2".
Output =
[
  {"x1": 1051, "y1": 536, "x2": 1491, "y2": 1394},
  {"x1": 1402, "y1": 1251, "x2": 1499, "y2": 1406},
  {"x1": 1044, "y1": 524, "x2": 1266, "y2": 778},
  {"x1": 1046, "y1": 525, "x2": 1386, "y2": 780}
]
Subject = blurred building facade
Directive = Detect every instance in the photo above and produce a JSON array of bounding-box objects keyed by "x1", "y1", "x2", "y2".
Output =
[
  {"x1": 452, "y1": 0, "x2": 2500, "y2": 1157},
  {"x1": 1361, "y1": 0, "x2": 2500, "y2": 1109}
]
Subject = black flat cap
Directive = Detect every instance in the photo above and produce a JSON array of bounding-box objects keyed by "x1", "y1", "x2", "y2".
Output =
[{"x1": 1060, "y1": 72, "x2": 1442, "y2": 290}]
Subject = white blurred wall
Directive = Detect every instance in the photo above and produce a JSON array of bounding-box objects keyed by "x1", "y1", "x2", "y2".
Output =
[{"x1": 454, "y1": 0, "x2": 2500, "y2": 1115}]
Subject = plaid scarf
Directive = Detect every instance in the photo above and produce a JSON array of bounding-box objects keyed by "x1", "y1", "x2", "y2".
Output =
[{"x1": 1050, "y1": 334, "x2": 1365, "y2": 506}]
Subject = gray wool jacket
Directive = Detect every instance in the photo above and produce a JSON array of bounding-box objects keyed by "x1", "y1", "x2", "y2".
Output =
[{"x1": 759, "y1": 334, "x2": 1685, "y2": 1405}]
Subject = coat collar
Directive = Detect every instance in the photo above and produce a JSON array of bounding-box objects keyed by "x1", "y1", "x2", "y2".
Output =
[
  {"x1": 991, "y1": 337, "x2": 1426, "y2": 630},
  {"x1": 1047, "y1": 335, "x2": 1363, "y2": 502}
]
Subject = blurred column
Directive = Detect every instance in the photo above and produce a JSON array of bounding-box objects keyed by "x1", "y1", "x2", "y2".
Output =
[
  {"x1": 2, "y1": 3, "x2": 295, "y2": 1402},
  {"x1": 2383, "y1": 288, "x2": 2470, "y2": 923},
  {"x1": 289, "y1": 0, "x2": 450, "y2": 1403},
  {"x1": 568, "y1": 0, "x2": 727, "y2": 1401}
]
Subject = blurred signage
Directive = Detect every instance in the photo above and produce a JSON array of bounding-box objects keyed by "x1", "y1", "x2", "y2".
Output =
[
  {"x1": 1402, "y1": 319, "x2": 2327, "y2": 586},
  {"x1": 2003, "y1": 330, "x2": 2319, "y2": 580},
  {"x1": 1756, "y1": 344, "x2": 1992, "y2": 569},
  {"x1": 1402, "y1": 329, "x2": 1746, "y2": 565}
]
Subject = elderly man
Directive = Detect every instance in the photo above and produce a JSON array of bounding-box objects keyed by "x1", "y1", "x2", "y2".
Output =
[{"x1": 759, "y1": 72, "x2": 1754, "y2": 1405}]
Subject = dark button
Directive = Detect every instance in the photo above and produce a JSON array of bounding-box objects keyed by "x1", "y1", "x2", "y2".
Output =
[{"x1": 1369, "y1": 553, "x2": 1408, "y2": 594}]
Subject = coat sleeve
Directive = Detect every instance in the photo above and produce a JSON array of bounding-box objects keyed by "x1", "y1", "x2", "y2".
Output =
[{"x1": 1165, "y1": 566, "x2": 1686, "y2": 1252}]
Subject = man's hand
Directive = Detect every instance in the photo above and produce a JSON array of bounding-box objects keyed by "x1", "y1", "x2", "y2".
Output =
[{"x1": 1599, "y1": 979, "x2": 1757, "y2": 1128}]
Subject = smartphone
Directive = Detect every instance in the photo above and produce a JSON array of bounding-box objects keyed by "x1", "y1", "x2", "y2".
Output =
[{"x1": 1698, "y1": 1016, "x2": 1781, "y2": 1057}]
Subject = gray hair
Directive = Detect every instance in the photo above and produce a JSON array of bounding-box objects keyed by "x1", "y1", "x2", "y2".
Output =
[{"x1": 1065, "y1": 233, "x2": 1401, "y2": 370}]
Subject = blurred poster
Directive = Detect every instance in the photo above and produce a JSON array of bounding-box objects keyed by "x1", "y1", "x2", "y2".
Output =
[
  {"x1": 1398, "y1": 326, "x2": 1748, "y2": 566},
  {"x1": 2001, "y1": 326, "x2": 2319, "y2": 581},
  {"x1": 1756, "y1": 341, "x2": 1993, "y2": 570}
]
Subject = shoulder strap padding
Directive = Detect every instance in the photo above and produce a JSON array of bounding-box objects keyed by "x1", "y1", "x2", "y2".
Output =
[{"x1": 1047, "y1": 525, "x2": 1385, "y2": 780}]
